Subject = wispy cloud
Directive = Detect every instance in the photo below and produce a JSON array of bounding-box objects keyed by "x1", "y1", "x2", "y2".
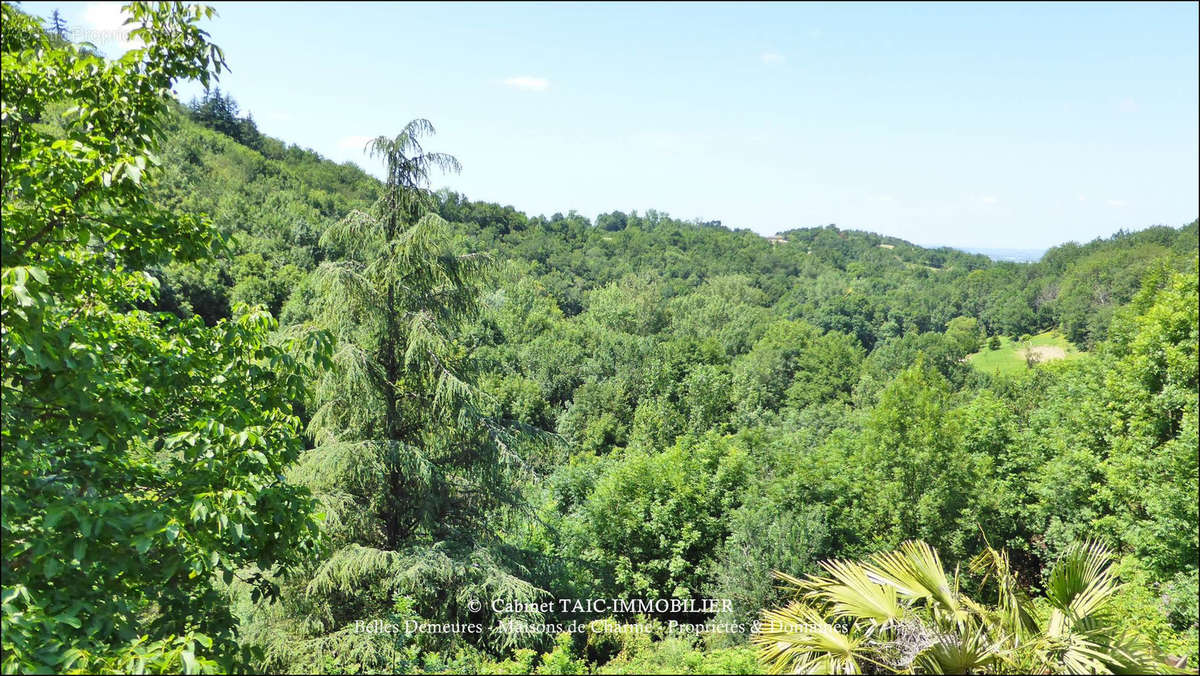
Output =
[
  {"x1": 1117, "y1": 98, "x2": 1139, "y2": 113},
  {"x1": 1077, "y1": 194, "x2": 1087, "y2": 202},
  {"x1": 502, "y1": 76, "x2": 550, "y2": 92},
  {"x1": 980, "y1": 195, "x2": 998, "y2": 205},
  {"x1": 1106, "y1": 199, "x2": 1128, "y2": 208},
  {"x1": 79, "y1": 2, "x2": 141, "y2": 51},
  {"x1": 760, "y1": 51, "x2": 785, "y2": 65}
]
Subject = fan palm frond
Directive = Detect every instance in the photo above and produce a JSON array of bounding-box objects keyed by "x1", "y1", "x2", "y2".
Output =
[
  {"x1": 1045, "y1": 540, "x2": 1121, "y2": 628},
  {"x1": 753, "y1": 602, "x2": 871, "y2": 674},
  {"x1": 969, "y1": 543, "x2": 1039, "y2": 640},
  {"x1": 913, "y1": 615, "x2": 1002, "y2": 674},
  {"x1": 806, "y1": 559, "x2": 906, "y2": 629},
  {"x1": 755, "y1": 539, "x2": 1172, "y2": 676},
  {"x1": 866, "y1": 540, "x2": 961, "y2": 617}
]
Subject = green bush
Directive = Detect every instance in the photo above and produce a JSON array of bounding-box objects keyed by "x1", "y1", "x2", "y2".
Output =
[{"x1": 569, "y1": 434, "x2": 751, "y2": 600}]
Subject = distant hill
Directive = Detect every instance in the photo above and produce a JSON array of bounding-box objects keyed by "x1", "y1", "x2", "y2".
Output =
[
  {"x1": 155, "y1": 96, "x2": 1197, "y2": 351},
  {"x1": 954, "y1": 247, "x2": 1046, "y2": 263}
]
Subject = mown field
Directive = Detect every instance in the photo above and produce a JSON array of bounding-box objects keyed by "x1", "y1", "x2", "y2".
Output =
[{"x1": 967, "y1": 330, "x2": 1082, "y2": 375}]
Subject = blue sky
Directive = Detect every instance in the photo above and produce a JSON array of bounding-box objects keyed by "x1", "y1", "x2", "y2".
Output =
[{"x1": 24, "y1": 1, "x2": 1200, "y2": 249}]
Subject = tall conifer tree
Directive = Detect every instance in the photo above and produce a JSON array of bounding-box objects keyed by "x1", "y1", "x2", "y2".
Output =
[{"x1": 246, "y1": 120, "x2": 543, "y2": 671}]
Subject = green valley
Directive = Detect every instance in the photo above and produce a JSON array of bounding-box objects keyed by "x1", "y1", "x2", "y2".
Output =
[{"x1": 3, "y1": 3, "x2": 1197, "y2": 674}]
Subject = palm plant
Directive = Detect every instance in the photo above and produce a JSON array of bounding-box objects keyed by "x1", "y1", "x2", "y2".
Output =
[{"x1": 752, "y1": 540, "x2": 1171, "y2": 674}]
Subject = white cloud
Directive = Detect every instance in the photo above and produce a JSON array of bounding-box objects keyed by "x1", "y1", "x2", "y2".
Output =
[
  {"x1": 1077, "y1": 194, "x2": 1087, "y2": 202},
  {"x1": 1117, "y1": 98, "x2": 1138, "y2": 113},
  {"x1": 78, "y1": 2, "x2": 141, "y2": 51},
  {"x1": 337, "y1": 135, "x2": 374, "y2": 152},
  {"x1": 760, "y1": 51, "x2": 785, "y2": 65},
  {"x1": 82, "y1": 2, "x2": 127, "y2": 31},
  {"x1": 980, "y1": 195, "x2": 998, "y2": 204},
  {"x1": 1106, "y1": 199, "x2": 1128, "y2": 207},
  {"x1": 502, "y1": 76, "x2": 550, "y2": 92}
]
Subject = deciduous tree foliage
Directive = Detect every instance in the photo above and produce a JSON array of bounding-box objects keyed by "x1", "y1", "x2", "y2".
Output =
[
  {"x1": 2, "y1": 3, "x2": 327, "y2": 672},
  {"x1": 4, "y1": 2, "x2": 1197, "y2": 671},
  {"x1": 153, "y1": 94, "x2": 1197, "y2": 666},
  {"x1": 569, "y1": 434, "x2": 751, "y2": 601}
]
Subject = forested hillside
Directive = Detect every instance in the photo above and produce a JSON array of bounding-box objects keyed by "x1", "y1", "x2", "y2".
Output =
[{"x1": 3, "y1": 4, "x2": 1197, "y2": 674}]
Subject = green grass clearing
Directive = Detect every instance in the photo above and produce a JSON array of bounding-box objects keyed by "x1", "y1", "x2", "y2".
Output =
[{"x1": 967, "y1": 330, "x2": 1082, "y2": 376}]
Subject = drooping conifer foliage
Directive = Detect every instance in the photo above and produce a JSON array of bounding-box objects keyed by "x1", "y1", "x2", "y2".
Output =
[{"x1": 243, "y1": 120, "x2": 545, "y2": 673}]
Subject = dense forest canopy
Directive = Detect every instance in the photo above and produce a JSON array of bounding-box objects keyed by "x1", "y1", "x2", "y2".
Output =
[{"x1": 2, "y1": 3, "x2": 1197, "y2": 674}]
